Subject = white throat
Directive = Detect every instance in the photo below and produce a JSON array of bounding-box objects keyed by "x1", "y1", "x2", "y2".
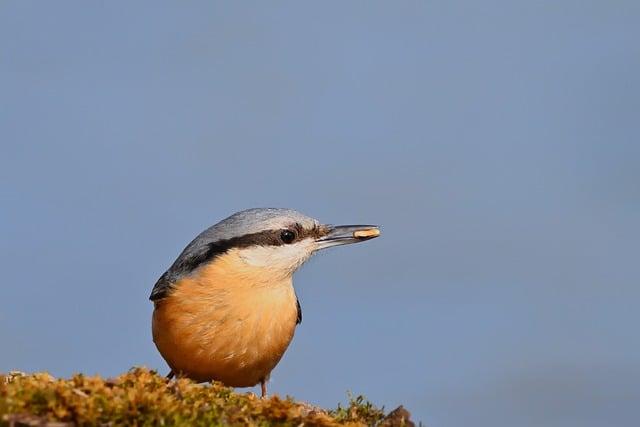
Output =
[{"x1": 235, "y1": 239, "x2": 316, "y2": 276}]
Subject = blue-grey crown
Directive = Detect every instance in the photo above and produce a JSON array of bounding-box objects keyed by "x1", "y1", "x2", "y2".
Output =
[{"x1": 197, "y1": 208, "x2": 318, "y2": 243}]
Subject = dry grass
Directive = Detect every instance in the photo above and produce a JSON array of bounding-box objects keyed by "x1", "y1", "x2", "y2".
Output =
[{"x1": 0, "y1": 368, "x2": 413, "y2": 426}]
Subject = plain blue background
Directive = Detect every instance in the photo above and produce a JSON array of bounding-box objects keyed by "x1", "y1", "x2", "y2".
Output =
[{"x1": 1, "y1": 2, "x2": 639, "y2": 426}]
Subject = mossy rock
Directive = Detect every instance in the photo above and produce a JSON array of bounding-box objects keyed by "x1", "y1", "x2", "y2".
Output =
[{"x1": 0, "y1": 368, "x2": 413, "y2": 426}]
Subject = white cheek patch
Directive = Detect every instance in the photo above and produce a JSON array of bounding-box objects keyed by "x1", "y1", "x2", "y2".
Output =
[{"x1": 236, "y1": 239, "x2": 316, "y2": 273}]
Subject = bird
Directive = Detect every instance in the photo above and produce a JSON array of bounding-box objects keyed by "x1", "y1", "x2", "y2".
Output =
[{"x1": 149, "y1": 208, "x2": 380, "y2": 397}]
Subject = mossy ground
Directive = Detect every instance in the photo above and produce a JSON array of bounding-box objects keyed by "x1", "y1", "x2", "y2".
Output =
[{"x1": 0, "y1": 368, "x2": 413, "y2": 426}]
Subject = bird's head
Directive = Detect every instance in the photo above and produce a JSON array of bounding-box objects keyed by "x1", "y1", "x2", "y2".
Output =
[
  {"x1": 150, "y1": 208, "x2": 380, "y2": 300},
  {"x1": 217, "y1": 208, "x2": 380, "y2": 276}
]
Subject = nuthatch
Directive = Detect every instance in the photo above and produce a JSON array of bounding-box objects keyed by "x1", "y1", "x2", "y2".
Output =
[{"x1": 150, "y1": 208, "x2": 380, "y2": 397}]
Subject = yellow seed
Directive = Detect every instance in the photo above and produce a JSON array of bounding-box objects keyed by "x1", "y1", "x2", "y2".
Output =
[{"x1": 353, "y1": 228, "x2": 380, "y2": 238}]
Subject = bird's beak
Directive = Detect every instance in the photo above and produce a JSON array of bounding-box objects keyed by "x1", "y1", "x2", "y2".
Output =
[{"x1": 315, "y1": 225, "x2": 381, "y2": 250}]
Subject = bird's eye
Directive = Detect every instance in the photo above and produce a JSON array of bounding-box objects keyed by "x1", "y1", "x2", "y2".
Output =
[{"x1": 280, "y1": 229, "x2": 296, "y2": 244}]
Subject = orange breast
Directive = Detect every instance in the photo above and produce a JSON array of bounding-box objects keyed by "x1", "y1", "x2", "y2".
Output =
[{"x1": 152, "y1": 250, "x2": 298, "y2": 387}]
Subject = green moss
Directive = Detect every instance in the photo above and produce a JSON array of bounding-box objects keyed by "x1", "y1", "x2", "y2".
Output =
[
  {"x1": 0, "y1": 368, "x2": 411, "y2": 426},
  {"x1": 329, "y1": 393, "x2": 386, "y2": 425}
]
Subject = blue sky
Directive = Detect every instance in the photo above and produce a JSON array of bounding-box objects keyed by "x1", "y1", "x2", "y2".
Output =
[{"x1": 1, "y1": 2, "x2": 639, "y2": 426}]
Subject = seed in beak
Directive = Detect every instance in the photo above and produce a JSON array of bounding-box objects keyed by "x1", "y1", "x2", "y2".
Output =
[{"x1": 353, "y1": 228, "x2": 380, "y2": 238}]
